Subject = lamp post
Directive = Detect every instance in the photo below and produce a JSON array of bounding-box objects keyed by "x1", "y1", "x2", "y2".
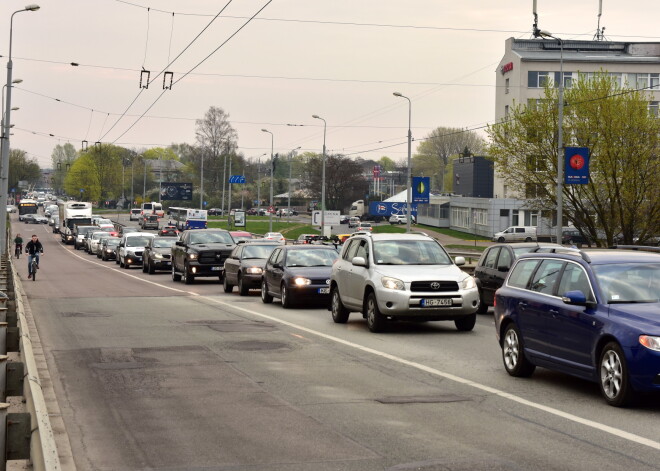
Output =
[
  {"x1": 312, "y1": 115, "x2": 327, "y2": 236},
  {"x1": 1, "y1": 5, "x2": 39, "y2": 252},
  {"x1": 536, "y1": 30, "x2": 564, "y2": 243},
  {"x1": 287, "y1": 146, "x2": 301, "y2": 224},
  {"x1": 393, "y1": 92, "x2": 413, "y2": 233},
  {"x1": 261, "y1": 129, "x2": 274, "y2": 232}
]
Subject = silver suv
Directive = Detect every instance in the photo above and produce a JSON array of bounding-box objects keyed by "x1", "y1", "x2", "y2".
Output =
[{"x1": 329, "y1": 233, "x2": 479, "y2": 332}]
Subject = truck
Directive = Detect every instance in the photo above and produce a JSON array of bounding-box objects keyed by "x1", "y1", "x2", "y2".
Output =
[
  {"x1": 59, "y1": 201, "x2": 93, "y2": 244},
  {"x1": 348, "y1": 200, "x2": 365, "y2": 218}
]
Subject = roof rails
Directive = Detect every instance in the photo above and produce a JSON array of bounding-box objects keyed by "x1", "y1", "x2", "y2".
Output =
[
  {"x1": 608, "y1": 245, "x2": 660, "y2": 253},
  {"x1": 541, "y1": 246, "x2": 592, "y2": 263}
]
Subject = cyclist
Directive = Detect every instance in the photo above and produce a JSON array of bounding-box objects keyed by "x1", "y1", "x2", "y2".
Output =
[
  {"x1": 25, "y1": 234, "x2": 43, "y2": 280},
  {"x1": 13, "y1": 233, "x2": 23, "y2": 259}
]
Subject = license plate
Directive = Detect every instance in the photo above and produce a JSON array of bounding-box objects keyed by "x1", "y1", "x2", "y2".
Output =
[
  {"x1": 211, "y1": 266, "x2": 222, "y2": 271},
  {"x1": 318, "y1": 288, "x2": 330, "y2": 294},
  {"x1": 421, "y1": 298, "x2": 452, "y2": 307}
]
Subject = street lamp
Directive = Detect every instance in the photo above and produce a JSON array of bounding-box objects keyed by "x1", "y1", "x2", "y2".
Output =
[
  {"x1": 312, "y1": 115, "x2": 327, "y2": 236},
  {"x1": 287, "y1": 146, "x2": 301, "y2": 224},
  {"x1": 261, "y1": 129, "x2": 274, "y2": 232},
  {"x1": 1, "y1": 5, "x2": 39, "y2": 253},
  {"x1": 536, "y1": 29, "x2": 564, "y2": 243},
  {"x1": 393, "y1": 92, "x2": 413, "y2": 233}
]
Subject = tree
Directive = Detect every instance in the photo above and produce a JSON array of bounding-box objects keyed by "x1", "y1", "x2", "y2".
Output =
[
  {"x1": 415, "y1": 127, "x2": 485, "y2": 191},
  {"x1": 300, "y1": 153, "x2": 368, "y2": 211},
  {"x1": 51, "y1": 143, "x2": 78, "y2": 193},
  {"x1": 64, "y1": 144, "x2": 123, "y2": 201},
  {"x1": 487, "y1": 72, "x2": 660, "y2": 246},
  {"x1": 9, "y1": 149, "x2": 40, "y2": 192}
]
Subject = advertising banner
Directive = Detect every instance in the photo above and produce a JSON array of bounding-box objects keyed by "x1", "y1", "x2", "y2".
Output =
[
  {"x1": 412, "y1": 176, "x2": 430, "y2": 203},
  {"x1": 160, "y1": 182, "x2": 193, "y2": 200},
  {"x1": 234, "y1": 210, "x2": 246, "y2": 227},
  {"x1": 564, "y1": 147, "x2": 590, "y2": 185},
  {"x1": 369, "y1": 201, "x2": 418, "y2": 217}
]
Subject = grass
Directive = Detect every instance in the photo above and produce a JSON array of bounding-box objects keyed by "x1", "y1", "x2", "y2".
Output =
[
  {"x1": 417, "y1": 224, "x2": 490, "y2": 241},
  {"x1": 444, "y1": 244, "x2": 486, "y2": 253}
]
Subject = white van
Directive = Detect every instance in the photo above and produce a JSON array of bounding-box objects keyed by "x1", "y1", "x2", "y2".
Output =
[
  {"x1": 141, "y1": 202, "x2": 164, "y2": 218},
  {"x1": 492, "y1": 226, "x2": 537, "y2": 243}
]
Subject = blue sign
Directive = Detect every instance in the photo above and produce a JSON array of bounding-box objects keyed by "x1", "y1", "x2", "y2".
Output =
[
  {"x1": 564, "y1": 147, "x2": 590, "y2": 185},
  {"x1": 229, "y1": 175, "x2": 246, "y2": 184},
  {"x1": 160, "y1": 182, "x2": 193, "y2": 200},
  {"x1": 369, "y1": 201, "x2": 417, "y2": 217},
  {"x1": 412, "y1": 176, "x2": 430, "y2": 203}
]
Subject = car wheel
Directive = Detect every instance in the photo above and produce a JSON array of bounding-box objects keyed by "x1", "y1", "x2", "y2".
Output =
[
  {"x1": 455, "y1": 313, "x2": 476, "y2": 331},
  {"x1": 331, "y1": 286, "x2": 350, "y2": 323},
  {"x1": 101, "y1": 253, "x2": 106, "y2": 261},
  {"x1": 281, "y1": 283, "x2": 293, "y2": 308},
  {"x1": 238, "y1": 274, "x2": 249, "y2": 296},
  {"x1": 599, "y1": 342, "x2": 636, "y2": 407},
  {"x1": 172, "y1": 266, "x2": 182, "y2": 282},
  {"x1": 123, "y1": 259, "x2": 130, "y2": 269},
  {"x1": 365, "y1": 292, "x2": 385, "y2": 333},
  {"x1": 119, "y1": 257, "x2": 124, "y2": 268},
  {"x1": 223, "y1": 276, "x2": 234, "y2": 293},
  {"x1": 502, "y1": 323, "x2": 535, "y2": 377},
  {"x1": 148, "y1": 260, "x2": 155, "y2": 274},
  {"x1": 183, "y1": 264, "x2": 195, "y2": 284},
  {"x1": 476, "y1": 289, "x2": 489, "y2": 314},
  {"x1": 142, "y1": 260, "x2": 148, "y2": 273},
  {"x1": 261, "y1": 279, "x2": 273, "y2": 304},
  {"x1": 498, "y1": 237, "x2": 505, "y2": 243},
  {"x1": 525, "y1": 237, "x2": 532, "y2": 242}
]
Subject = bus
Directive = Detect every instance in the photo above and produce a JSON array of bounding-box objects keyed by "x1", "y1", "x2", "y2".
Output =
[
  {"x1": 169, "y1": 207, "x2": 207, "y2": 231},
  {"x1": 141, "y1": 202, "x2": 164, "y2": 218},
  {"x1": 18, "y1": 199, "x2": 39, "y2": 221}
]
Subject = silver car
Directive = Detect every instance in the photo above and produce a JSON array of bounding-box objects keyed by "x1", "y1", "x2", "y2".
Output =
[{"x1": 329, "y1": 233, "x2": 479, "y2": 333}]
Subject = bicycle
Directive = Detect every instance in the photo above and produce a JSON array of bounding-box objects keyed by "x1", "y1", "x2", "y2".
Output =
[
  {"x1": 28, "y1": 255, "x2": 39, "y2": 281},
  {"x1": 14, "y1": 244, "x2": 21, "y2": 259}
]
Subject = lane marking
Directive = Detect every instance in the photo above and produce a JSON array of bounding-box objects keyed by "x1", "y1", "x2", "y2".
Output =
[{"x1": 41, "y1": 224, "x2": 660, "y2": 451}]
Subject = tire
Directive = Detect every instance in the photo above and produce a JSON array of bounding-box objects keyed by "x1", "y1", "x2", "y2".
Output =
[
  {"x1": 123, "y1": 259, "x2": 130, "y2": 269},
  {"x1": 455, "y1": 313, "x2": 477, "y2": 331},
  {"x1": 172, "y1": 266, "x2": 182, "y2": 282},
  {"x1": 476, "y1": 288, "x2": 489, "y2": 314},
  {"x1": 525, "y1": 237, "x2": 532, "y2": 242},
  {"x1": 501, "y1": 323, "x2": 535, "y2": 377},
  {"x1": 365, "y1": 292, "x2": 385, "y2": 333},
  {"x1": 183, "y1": 264, "x2": 194, "y2": 284},
  {"x1": 331, "y1": 286, "x2": 350, "y2": 323},
  {"x1": 261, "y1": 279, "x2": 273, "y2": 303},
  {"x1": 223, "y1": 276, "x2": 234, "y2": 293},
  {"x1": 148, "y1": 260, "x2": 155, "y2": 274},
  {"x1": 119, "y1": 257, "x2": 125, "y2": 268},
  {"x1": 599, "y1": 342, "x2": 636, "y2": 407},
  {"x1": 238, "y1": 274, "x2": 249, "y2": 296},
  {"x1": 498, "y1": 237, "x2": 505, "y2": 243},
  {"x1": 142, "y1": 260, "x2": 148, "y2": 273},
  {"x1": 281, "y1": 283, "x2": 293, "y2": 308}
]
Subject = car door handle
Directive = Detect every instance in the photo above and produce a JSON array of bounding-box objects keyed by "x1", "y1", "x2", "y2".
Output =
[
  {"x1": 549, "y1": 309, "x2": 559, "y2": 318},
  {"x1": 517, "y1": 301, "x2": 527, "y2": 309}
]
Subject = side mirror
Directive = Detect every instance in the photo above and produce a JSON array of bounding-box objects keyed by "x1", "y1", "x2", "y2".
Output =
[
  {"x1": 352, "y1": 256, "x2": 368, "y2": 267},
  {"x1": 273, "y1": 262, "x2": 282, "y2": 269},
  {"x1": 497, "y1": 264, "x2": 510, "y2": 272},
  {"x1": 118, "y1": 243, "x2": 124, "y2": 248},
  {"x1": 175, "y1": 240, "x2": 183, "y2": 246},
  {"x1": 561, "y1": 290, "x2": 596, "y2": 309},
  {"x1": 454, "y1": 256, "x2": 466, "y2": 266}
]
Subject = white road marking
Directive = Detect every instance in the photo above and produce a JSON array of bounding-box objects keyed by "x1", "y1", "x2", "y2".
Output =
[{"x1": 52, "y1": 227, "x2": 660, "y2": 451}]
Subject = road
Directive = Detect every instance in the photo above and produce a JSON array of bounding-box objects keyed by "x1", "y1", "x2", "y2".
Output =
[{"x1": 12, "y1": 214, "x2": 660, "y2": 471}]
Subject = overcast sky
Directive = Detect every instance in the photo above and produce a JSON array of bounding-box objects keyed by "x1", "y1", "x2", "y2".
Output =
[{"x1": 1, "y1": 0, "x2": 658, "y2": 168}]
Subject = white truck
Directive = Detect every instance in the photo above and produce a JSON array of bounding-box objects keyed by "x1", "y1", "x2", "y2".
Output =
[{"x1": 59, "y1": 201, "x2": 93, "y2": 244}]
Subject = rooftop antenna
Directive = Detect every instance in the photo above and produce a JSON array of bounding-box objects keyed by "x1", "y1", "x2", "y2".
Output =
[
  {"x1": 532, "y1": 0, "x2": 541, "y2": 38},
  {"x1": 593, "y1": 0, "x2": 607, "y2": 41}
]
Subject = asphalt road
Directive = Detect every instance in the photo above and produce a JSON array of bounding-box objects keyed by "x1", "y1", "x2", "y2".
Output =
[{"x1": 12, "y1": 214, "x2": 660, "y2": 471}]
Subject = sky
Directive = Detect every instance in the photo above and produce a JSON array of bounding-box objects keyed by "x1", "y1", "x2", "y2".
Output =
[{"x1": 1, "y1": 0, "x2": 659, "y2": 169}]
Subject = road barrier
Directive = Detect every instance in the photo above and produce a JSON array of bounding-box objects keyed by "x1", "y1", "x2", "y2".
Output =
[{"x1": 0, "y1": 255, "x2": 62, "y2": 470}]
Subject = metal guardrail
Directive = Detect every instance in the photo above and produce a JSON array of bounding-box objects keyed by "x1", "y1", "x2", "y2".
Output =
[{"x1": 6, "y1": 258, "x2": 62, "y2": 470}]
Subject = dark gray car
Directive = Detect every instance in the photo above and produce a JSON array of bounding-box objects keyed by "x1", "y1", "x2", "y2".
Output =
[
  {"x1": 142, "y1": 237, "x2": 177, "y2": 274},
  {"x1": 223, "y1": 242, "x2": 280, "y2": 295}
]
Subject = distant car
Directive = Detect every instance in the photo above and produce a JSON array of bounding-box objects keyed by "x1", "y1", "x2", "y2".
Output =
[
  {"x1": 6, "y1": 205, "x2": 16, "y2": 213},
  {"x1": 562, "y1": 230, "x2": 592, "y2": 247},
  {"x1": 171, "y1": 229, "x2": 236, "y2": 284},
  {"x1": 389, "y1": 214, "x2": 407, "y2": 225},
  {"x1": 495, "y1": 248, "x2": 660, "y2": 407},
  {"x1": 129, "y1": 208, "x2": 142, "y2": 221},
  {"x1": 223, "y1": 242, "x2": 280, "y2": 295},
  {"x1": 117, "y1": 232, "x2": 155, "y2": 268},
  {"x1": 261, "y1": 245, "x2": 339, "y2": 308},
  {"x1": 340, "y1": 215, "x2": 349, "y2": 224},
  {"x1": 99, "y1": 237, "x2": 121, "y2": 261},
  {"x1": 474, "y1": 242, "x2": 563, "y2": 313},
  {"x1": 142, "y1": 237, "x2": 177, "y2": 274},
  {"x1": 207, "y1": 208, "x2": 223, "y2": 216},
  {"x1": 22, "y1": 214, "x2": 37, "y2": 224},
  {"x1": 263, "y1": 232, "x2": 285, "y2": 244},
  {"x1": 229, "y1": 231, "x2": 254, "y2": 243},
  {"x1": 87, "y1": 231, "x2": 110, "y2": 255},
  {"x1": 356, "y1": 222, "x2": 372, "y2": 232},
  {"x1": 158, "y1": 225, "x2": 179, "y2": 237},
  {"x1": 348, "y1": 217, "x2": 360, "y2": 228},
  {"x1": 246, "y1": 208, "x2": 258, "y2": 216},
  {"x1": 295, "y1": 234, "x2": 317, "y2": 244},
  {"x1": 34, "y1": 215, "x2": 49, "y2": 224}
]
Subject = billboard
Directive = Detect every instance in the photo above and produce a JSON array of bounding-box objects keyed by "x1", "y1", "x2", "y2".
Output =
[
  {"x1": 412, "y1": 176, "x2": 430, "y2": 203},
  {"x1": 368, "y1": 201, "x2": 418, "y2": 217},
  {"x1": 564, "y1": 147, "x2": 590, "y2": 185},
  {"x1": 160, "y1": 182, "x2": 193, "y2": 201}
]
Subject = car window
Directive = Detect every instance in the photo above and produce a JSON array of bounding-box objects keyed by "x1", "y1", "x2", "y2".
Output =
[
  {"x1": 152, "y1": 239, "x2": 176, "y2": 248},
  {"x1": 269, "y1": 248, "x2": 282, "y2": 265},
  {"x1": 342, "y1": 240, "x2": 360, "y2": 261},
  {"x1": 285, "y1": 249, "x2": 338, "y2": 267},
  {"x1": 530, "y1": 260, "x2": 565, "y2": 295},
  {"x1": 355, "y1": 240, "x2": 369, "y2": 260},
  {"x1": 126, "y1": 237, "x2": 152, "y2": 247},
  {"x1": 243, "y1": 245, "x2": 278, "y2": 259},
  {"x1": 515, "y1": 228, "x2": 524, "y2": 233},
  {"x1": 189, "y1": 231, "x2": 233, "y2": 244},
  {"x1": 497, "y1": 248, "x2": 513, "y2": 269},
  {"x1": 557, "y1": 263, "x2": 594, "y2": 301},
  {"x1": 373, "y1": 240, "x2": 451, "y2": 265},
  {"x1": 508, "y1": 259, "x2": 540, "y2": 289},
  {"x1": 593, "y1": 262, "x2": 660, "y2": 303},
  {"x1": 483, "y1": 247, "x2": 500, "y2": 269}
]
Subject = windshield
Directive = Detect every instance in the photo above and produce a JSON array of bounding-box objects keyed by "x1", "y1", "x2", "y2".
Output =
[
  {"x1": 243, "y1": 245, "x2": 278, "y2": 259},
  {"x1": 153, "y1": 239, "x2": 176, "y2": 248},
  {"x1": 189, "y1": 231, "x2": 233, "y2": 244},
  {"x1": 593, "y1": 262, "x2": 660, "y2": 303},
  {"x1": 126, "y1": 237, "x2": 152, "y2": 247},
  {"x1": 106, "y1": 239, "x2": 120, "y2": 247},
  {"x1": 285, "y1": 249, "x2": 338, "y2": 267},
  {"x1": 373, "y1": 240, "x2": 452, "y2": 265}
]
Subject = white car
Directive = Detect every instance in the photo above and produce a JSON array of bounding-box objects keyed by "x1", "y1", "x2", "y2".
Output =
[
  {"x1": 117, "y1": 232, "x2": 155, "y2": 269},
  {"x1": 263, "y1": 232, "x2": 286, "y2": 244},
  {"x1": 389, "y1": 214, "x2": 415, "y2": 224}
]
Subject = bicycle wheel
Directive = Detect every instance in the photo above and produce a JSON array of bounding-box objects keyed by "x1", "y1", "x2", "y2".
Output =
[{"x1": 31, "y1": 261, "x2": 37, "y2": 281}]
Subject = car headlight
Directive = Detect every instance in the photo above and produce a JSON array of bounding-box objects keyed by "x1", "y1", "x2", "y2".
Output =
[
  {"x1": 188, "y1": 253, "x2": 198, "y2": 260},
  {"x1": 106, "y1": 249, "x2": 113, "y2": 253},
  {"x1": 154, "y1": 253, "x2": 164, "y2": 259},
  {"x1": 639, "y1": 335, "x2": 660, "y2": 351},
  {"x1": 293, "y1": 277, "x2": 311, "y2": 286},
  {"x1": 381, "y1": 276, "x2": 404, "y2": 290},
  {"x1": 246, "y1": 267, "x2": 263, "y2": 274},
  {"x1": 461, "y1": 275, "x2": 477, "y2": 290}
]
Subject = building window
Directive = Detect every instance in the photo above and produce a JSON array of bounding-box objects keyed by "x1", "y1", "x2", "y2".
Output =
[
  {"x1": 554, "y1": 72, "x2": 573, "y2": 89},
  {"x1": 504, "y1": 105, "x2": 509, "y2": 117},
  {"x1": 505, "y1": 78, "x2": 510, "y2": 94},
  {"x1": 525, "y1": 183, "x2": 544, "y2": 198},
  {"x1": 451, "y1": 207, "x2": 471, "y2": 230},
  {"x1": 475, "y1": 209, "x2": 488, "y2": 226},
  {"x1": 528, "y1": 71, "x2": 552, "y2": 88},
  {"x1": 512, "y1": 209, "x2": 519, "y2": 226},
  {"x1": 525, "y1": 211, "x2": 540, "y2": 226},
  {"x1": 650, "y1": 101, "x2": 659, "y2": 117}
]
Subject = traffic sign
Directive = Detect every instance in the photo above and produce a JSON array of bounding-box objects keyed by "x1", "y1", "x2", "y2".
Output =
[
  {"x1": 229, "y1": 175, "x2": 246, "y2": 184},
  {"x1": 312, "y1": 210, "x2": 340, "y2": 226}
]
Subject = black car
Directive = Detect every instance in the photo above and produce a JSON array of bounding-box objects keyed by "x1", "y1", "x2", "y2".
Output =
[
  {"x1": 474, "y1": 242, "x2": 562, "y2": 313},
  {"x1": 562, "y1": 230, "x2": 593, "y2": 247},
  {"x1": 223, "y1": 242, "x2": 280, "y2": 295},
  {"x1": 261, "y1": 245, "x2": 339, "y2": 308},
  {"x1": 207, "y1": 208, "x2": 223, "y2": 216},
  {"x1": 142, "y1": 237, "x2": 177, "y2": 274},
  {"x1": 171, "y1": 229, "x2": 235, "y2": 284},
  {"x1": 99, "y1": 237, "x2": 121, "y2": 261}
]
